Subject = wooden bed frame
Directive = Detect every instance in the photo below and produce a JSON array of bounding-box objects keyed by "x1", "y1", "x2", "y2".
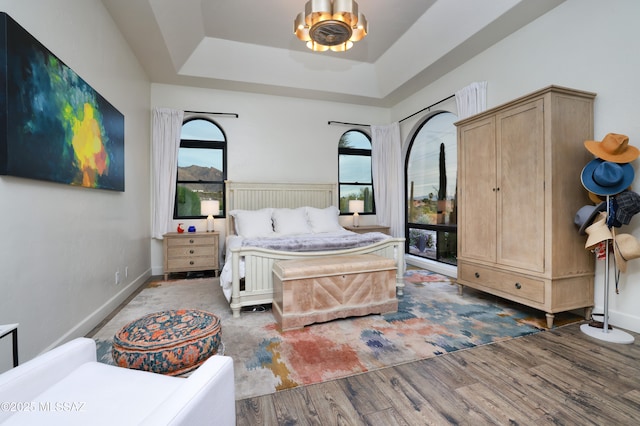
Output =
[{"x1": 224, "y1": 181, "x2": 405, "y2": 317}]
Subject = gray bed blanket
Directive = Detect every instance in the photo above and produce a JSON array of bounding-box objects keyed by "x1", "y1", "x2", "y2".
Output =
[{"x1": 240, "y1": 232, "x2": 389, "y2": 252}]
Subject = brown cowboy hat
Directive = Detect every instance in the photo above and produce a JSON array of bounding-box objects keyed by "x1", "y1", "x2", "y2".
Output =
[
  {"x1": 584, "y1": 133, "x2": 639, "y2": 163},
  {"x1": 588, "y1": 191, "x2": 605, "y2": 204},
  {"x1": 588, "y1": 187, "x2": 633, "y2": 204}
]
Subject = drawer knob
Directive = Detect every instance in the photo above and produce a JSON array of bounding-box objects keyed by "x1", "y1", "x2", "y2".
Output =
[
  {"x1": 515, "y1": 282, "x2": 522, "y2": 289},
  {"x1": 190, "y1": 249, "x2": 194, "y2": 254},
  {"x1": 474, "y1": 272, "x2": 480, "y2": 278},
  {"x1": 190, "y1": 261, "x2": 194, "y2": 265},
  {"x1": 189, "y1": 239, "x2": 195, "y2": 244}
]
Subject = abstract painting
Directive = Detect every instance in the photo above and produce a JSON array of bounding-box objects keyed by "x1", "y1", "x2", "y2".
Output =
[{"x1": 0, "y1": 13, "x2": 125, "y2": 191}]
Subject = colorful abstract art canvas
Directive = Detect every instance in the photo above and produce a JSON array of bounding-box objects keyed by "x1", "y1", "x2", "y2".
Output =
[{"x1": 0, "y1": 13, "x2": 125, "y2": 191}]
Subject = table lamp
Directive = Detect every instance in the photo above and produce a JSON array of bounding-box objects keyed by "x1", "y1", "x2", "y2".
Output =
[
  {"x1": 200, "y1": 199, "x2": 220, "y2": 232},
  {"x1": 348, "y1": 199, "x2": 364, "y2": 227}
]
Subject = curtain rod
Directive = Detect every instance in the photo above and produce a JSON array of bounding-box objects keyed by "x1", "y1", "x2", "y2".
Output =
[
  {"x1": 328, "y1": 120, "x2": 370, "y2": 127},
  {"x1": 399, "y1": 94, "x2": 455, "y2": 123},
  {"x1": 328, "y1": 93, "x2": 455, "y2": 128},
  {"x1": 184, "y1": 110, "x2": 239, "y2": 118}
]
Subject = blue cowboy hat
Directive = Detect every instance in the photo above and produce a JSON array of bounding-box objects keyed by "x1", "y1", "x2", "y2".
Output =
[{"x1": 581, "y1": 159, "x2": 635, "y2": 196}]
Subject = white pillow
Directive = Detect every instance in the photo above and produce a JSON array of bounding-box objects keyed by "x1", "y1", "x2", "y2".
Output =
[
  {"x1": 229, "y1": 209, "x2": 274, "y2": 238},
  {"x1": 306, "y1": 206, "x2": 343, "y2": 233},
  {"x1": 272, "y1": 208, "x2": 312, "y2": 235}
]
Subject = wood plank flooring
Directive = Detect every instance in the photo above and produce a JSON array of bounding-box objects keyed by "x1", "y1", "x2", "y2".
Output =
[{"x1": 236, "y1": 324, "x2": 640, "y2": 425}]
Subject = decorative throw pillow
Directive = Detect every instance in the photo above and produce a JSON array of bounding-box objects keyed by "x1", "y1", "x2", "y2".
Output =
[
  {"x1": 272, "y1": 208, "x2": 312, "y2": 235},
  {"x1": 229, "y1": 208, "x2": 274, "y2": 238},
  {"x1": 306, "y1": 206, "x2": 343, "y2": 233}
]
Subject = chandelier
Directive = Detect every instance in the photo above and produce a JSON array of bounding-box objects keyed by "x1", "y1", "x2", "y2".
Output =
[{"x1": 294, "y1": 0, "x2": 368, "y2": 52}]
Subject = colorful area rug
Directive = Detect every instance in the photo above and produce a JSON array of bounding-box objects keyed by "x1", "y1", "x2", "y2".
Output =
[{"x1": 91, "y1": 269, "x2": 582, "y2": 400}]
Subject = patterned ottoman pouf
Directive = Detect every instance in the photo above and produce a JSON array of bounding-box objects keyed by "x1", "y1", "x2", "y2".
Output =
[{"x1": 112, "y1": 309, "x2": 221, "y2": 376}]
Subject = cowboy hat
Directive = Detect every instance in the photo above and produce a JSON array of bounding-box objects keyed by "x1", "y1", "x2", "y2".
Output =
[
  {"x1": 581, "y1": 159, "x2": 635, "y2": 196},
  {"x1": 585, "y1": 212, "x2": 612, "y2": 250},
  {"x1": 584, "y1": 133, "x2": 639, "y2": 163},
  {"x1": 574, "y1": 201, "x2": 607, "y2": 235},
  {"x1": 612, "y1": 228, "x2": 640, "y2": 272}
]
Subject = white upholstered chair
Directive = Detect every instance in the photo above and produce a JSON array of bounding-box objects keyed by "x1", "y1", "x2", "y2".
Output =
[{"x1": 0, "y1": 337, "x2": 235, "y2": 425}]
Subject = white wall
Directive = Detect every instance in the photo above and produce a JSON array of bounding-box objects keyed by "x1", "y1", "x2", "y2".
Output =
[
  {"x1": 392, "y1": 0, "x2": 640, "y2": 333},
  {"x1": 0, "y1": 0, "x2": 151, "y2": 371},
  {"x1": 150, "y1": 84, "x2": 390, "y2": 273}
]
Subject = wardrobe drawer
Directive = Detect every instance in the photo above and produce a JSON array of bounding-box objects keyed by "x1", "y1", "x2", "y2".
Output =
[{"x1": 459, "y1": 263, "x2": 544, "y2": 304}]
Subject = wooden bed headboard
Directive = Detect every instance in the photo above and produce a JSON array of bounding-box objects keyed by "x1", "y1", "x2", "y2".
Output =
[{"x1": 225, "y1": 181, "x2": 338, "y2": 236}]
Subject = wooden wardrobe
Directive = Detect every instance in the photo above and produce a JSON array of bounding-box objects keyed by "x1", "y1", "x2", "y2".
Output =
[{"x1": 455, "y1": 85, "x2": 596, "y2": 328}]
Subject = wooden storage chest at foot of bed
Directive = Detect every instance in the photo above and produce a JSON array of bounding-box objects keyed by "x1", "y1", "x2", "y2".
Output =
[{"x1": 272, "y1": 254, "x2": 398, "y2": 331}]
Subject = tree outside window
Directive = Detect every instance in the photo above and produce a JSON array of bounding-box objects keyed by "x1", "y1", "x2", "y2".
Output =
[{"x1": 406, "y1": 112, "x2": 457, "y2": 265}]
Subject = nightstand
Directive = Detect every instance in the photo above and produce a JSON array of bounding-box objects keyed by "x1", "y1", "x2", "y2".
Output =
[
  {"x1": 344, "y1": 225, "x2": 391, "y2": 235},
  {"x1": 163, "y1": 232, "x2": 219, "y2": 280}
]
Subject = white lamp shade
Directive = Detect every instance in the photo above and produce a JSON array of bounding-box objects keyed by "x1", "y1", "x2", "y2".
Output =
[
  {"x1": 348, "y1": 200, "x2": 364, "y2": 213},
  {"x1": 201, "y1": 199, "x2": 219, "y2": 233},
  {"x1": 201, "y1": 199, "x2": 220, "y2": 216}
]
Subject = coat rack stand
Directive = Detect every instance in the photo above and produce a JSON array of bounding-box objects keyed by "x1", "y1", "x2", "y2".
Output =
[{"x1": 580, "y1": 195, "x2": 635, "y2": 344}]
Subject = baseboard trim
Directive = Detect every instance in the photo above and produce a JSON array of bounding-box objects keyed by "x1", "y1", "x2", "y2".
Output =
[
  {"x1": 590, "y1": 305, "x2": 640, "y2": 334},
  {"x1": 41, "y1": 268, "x2": 152, "y2": 354}
]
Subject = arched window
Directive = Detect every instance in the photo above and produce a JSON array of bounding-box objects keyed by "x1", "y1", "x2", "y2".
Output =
[
  {"x1": 406, "y1": 112, "x2": 458, "y2": 265},
  {"x1": 338, "y1": 130, "x2": 374, "y2": 214},
  {"x1": 174, "y1": 117, "x2": 226, "y2": 219}
]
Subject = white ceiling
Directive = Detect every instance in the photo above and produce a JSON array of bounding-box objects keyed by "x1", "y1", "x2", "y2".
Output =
[{"x1": 101, "y1": 0, "x2": 565, "y2": 107}]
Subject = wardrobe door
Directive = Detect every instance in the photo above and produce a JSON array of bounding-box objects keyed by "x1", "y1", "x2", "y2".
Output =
[
  {"x1": 458, "y1": 116, "x2": 497, "y2": 264},
  {"x1": 495, "y1": 99, "x2": 545, "y2": 272}
]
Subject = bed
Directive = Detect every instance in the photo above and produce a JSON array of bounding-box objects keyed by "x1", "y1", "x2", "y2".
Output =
[{"x1": 221, "y1": 181, "x2": 406, "y2": 317}]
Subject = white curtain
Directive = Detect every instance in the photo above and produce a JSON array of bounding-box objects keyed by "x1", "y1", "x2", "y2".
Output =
[
  {"x1": 151, "y1": 108, "x2": 184, "y2": 239},
  {"x1": 455, "y1": 81, "x2": 488, "y2": 119},
  {"x1": 371, "y1": 122, "x2": 404, "y2": 238}
]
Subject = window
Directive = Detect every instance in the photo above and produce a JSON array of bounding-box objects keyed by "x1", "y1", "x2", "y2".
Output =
[
  {"x1": 338, "y1": 130, "x2": 374, "y2": 214},
  {"x1": 406, "y1": 112, "x2": 458, "y2": 265},
  {"x1": 174, "y1": 118, "x2": 226, "y2": 219}
]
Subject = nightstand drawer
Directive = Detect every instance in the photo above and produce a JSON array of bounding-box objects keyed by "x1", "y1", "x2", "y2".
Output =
[
  {"x1": 166, "y1": 235, "x2": 215, "y2": 248},
  {"x1": 167, "y1": 245, "x2": 217, "y2": 258},
  {"x1": 167, "y1": 256, "x2": 217, "y2": 270}
]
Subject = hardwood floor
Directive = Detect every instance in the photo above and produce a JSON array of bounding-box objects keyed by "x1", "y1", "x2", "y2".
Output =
[{"x1": 236, "y1": 323, "x2": 640, "y2": 425}]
